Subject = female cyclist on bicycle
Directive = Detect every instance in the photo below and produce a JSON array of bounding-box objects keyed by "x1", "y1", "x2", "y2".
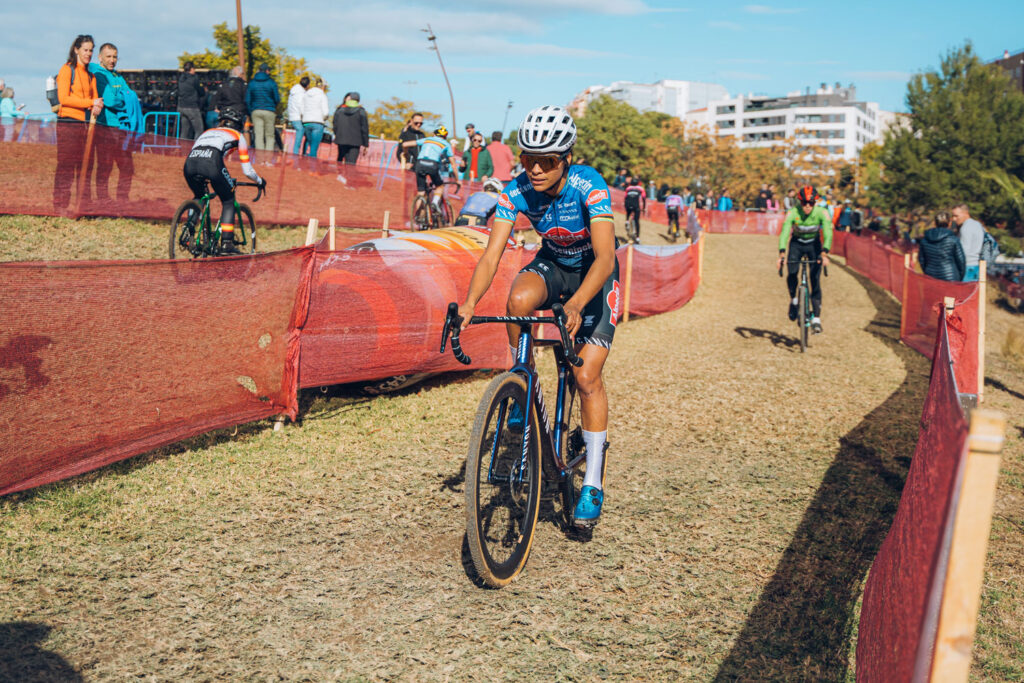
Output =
[{"x1": 458, "y1": 105, "x2": 619, "y2": 527}]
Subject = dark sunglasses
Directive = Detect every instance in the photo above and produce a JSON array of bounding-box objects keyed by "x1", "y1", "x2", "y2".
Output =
[
  {"x1": 520, "y1": 153, "x2": 566, "y2": 171},
  {"x1": 411, "y1": 121, "x2": 423, "y2": 126}
]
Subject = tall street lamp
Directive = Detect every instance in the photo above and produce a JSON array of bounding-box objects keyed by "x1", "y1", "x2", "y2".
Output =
[
  {"x1": 501, "y1": 100, "x2": 514, "y2": 136},
  {"x1": 235, "y1": 0, "x2": 245, "y2": 74},
  {"x1": 423, "y1": 25, "x2": 456, "y2": 135}
]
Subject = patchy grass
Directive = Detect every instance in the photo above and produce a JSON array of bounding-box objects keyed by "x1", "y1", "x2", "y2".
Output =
[{"x1": 0, "y1": 226, "x2": 1021, "y2": 681}]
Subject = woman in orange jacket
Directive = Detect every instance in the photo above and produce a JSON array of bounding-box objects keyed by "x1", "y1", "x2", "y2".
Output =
[{"x1": 53, "y1": 34, "x2": 104, "y2": 210}]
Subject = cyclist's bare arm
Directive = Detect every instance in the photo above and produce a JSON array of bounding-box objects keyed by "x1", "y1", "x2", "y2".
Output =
[
  {"x1": 563, "y1": 219, "x2": 615, "y2": 337},
  {"x1": 458, "y1": 217, "x2": 516, "y2": 327}
]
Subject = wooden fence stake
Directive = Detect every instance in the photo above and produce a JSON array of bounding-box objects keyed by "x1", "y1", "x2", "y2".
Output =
[
  {"x1": 900, "y1": 253, "x2": 911, "y2": 338},
  {"x1": 622, "y1": 244, "x2": 634, "y2": 323},
  {"x1": 978, "y1": 261, "x2": 987, "y2": 405},
  {"x1": 929, "y1": 409, "x2": 1005, "y2": 682},
  {"x1": 382, "y1": 210, "x2": 390, "y2": 238},
  {"x1": 328, "y1": 206, "x2": 336, "y2": 250},
  {"x1": 304, "y1": 218, "x2": 319, "y2": 246}
]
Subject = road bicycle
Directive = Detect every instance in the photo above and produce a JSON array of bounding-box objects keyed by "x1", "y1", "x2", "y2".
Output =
[
  {"x1": 625, "y1": 206, "x2": 641, "y2": 244},
  {"x1": 440, "y1": 301, "x2": 598, "y2": 588},
  {"x1": 169, "y1": 181, "x2": 263, "y2": 259},
  {"x1": 779, "y1": 253, "x2": 828, "y2": 352},
  {"x1": 410, "y1": 178, "x2": 459, "y2": 231}
]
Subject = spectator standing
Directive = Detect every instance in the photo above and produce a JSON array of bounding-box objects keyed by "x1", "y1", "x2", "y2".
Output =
[
  {"x1": 612, "y1": 168, "x2": 627, "y2": 189},
  {"x1": 458, "y1": 132, "x2": 493, "y2": 181},
  {"x1": 682, "y1": 186, "x2": 693, "y2": 207},
  {"x1": 685, "y1": 203, "x2": 703, "y2": 244},
  {"x1": 89, "y1": 43, "x2": 140, "y2": 201},
  {"x1": 648, "y1": 179, "x2": 657, "y2": 203},
  {"x1": 783, "y1": 188, "x2": 796, "y2": 211},
  {"x1": 300, "y1": 78, "x2": 328, "y2": 157},
  {"x1": 397, "y1": 112, "x2": 425, "y2": 169},
  {"x1": 53, "y1": 34, "x2": 103, "y2": 210},
  {"x1": 486, "y1": 130, "x2": 515, "y2": 182},
  {"x1": 245, "y1": 63, "x2": 280, "y2": 151},
  {"x1": 332, "y1": 91, "x2": 369, "y2": 164},
  {"x1": 286, "y1": 76, "x2": 308, "y2": 155},
  {"x1": 215, "y1": 66, "x2": 247, "y2": 120},
  {"x1": 835, "y1": 200, "x2": 854, "y2": 232},
  {"x1": 952, "y1": 203, "x2": 985, "y2": 281},
  {"x1": 754, "y1": 190, "x2": 768, "y2": 211},
  {"x1": 0, "y1": 87, "x2": 26, "y2": 142},
  {"x1": 462, "y1": 122, "x2": 476, "y2": 153},
  {"x1": 176, "y1": 61, "x2": 205, "y2": 139},
  {"x1": 716, "y1": 189, "x2": 733, "y2": 212},
  {"x1": 919, "y1": 211, "x2": 966, "y2": 282}
]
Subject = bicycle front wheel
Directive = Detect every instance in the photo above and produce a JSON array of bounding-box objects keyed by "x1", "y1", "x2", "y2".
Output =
[
  {"x1": 798, "y1": 283, "x2": 808, "y2": 353},
  {"x1": 465, "y1": 372, "x2": 541, "y2": 588},
  {"x1": 440, "y1": 198, "x2": 454, "y2": 228},
  {"x1": 169, "y1": 200, "x2": 204, "y2": 259},
  {"x1": 237, "y1": 203, "x2": 257, "y2": 254}
]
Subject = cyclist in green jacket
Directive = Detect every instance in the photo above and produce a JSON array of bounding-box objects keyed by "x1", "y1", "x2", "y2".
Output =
[{"x1": 777, "y1": 186, "x2": 833, "y2": 333}]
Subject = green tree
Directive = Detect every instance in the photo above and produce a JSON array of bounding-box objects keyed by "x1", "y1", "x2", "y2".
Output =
[
  {"x1": 178, "y1": 23, "x2": 323, "y2": 116},
  {"x1": 879, "y1": 42, "x2": 1024, "y2": 224},
  {"x1": 366, "y1": 98, "x2": 440, "y2": 140},
  {"x1": 574, "y1": 95, "x2": 659, "y2": 179}
]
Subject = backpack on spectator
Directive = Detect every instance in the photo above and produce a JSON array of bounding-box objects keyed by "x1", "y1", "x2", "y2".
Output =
[{"x1": 980, "y1": 230, "x2": 1000, "y2": 264}]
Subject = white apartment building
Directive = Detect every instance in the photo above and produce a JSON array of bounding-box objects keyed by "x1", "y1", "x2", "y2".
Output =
[
  {"x1": 570, "y1": 79, "x2": 729, "y2": 119},
  {"x1": 685, "y1": 83, "x2": 883, "y2": 160}
]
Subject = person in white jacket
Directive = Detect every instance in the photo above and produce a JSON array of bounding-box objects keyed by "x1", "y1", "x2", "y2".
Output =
[
  {"x1": 287, "y1": 76, "x2": 308, "y2": 155},
  {"x1": 300, "y1": 78, "x2": 329, "y2": 157}
]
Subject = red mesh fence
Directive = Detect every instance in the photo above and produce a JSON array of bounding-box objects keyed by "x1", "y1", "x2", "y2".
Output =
[
  {"x1": 901, "y1": 270, "x2": 979, "y2": 393},
  {"x1": 299, "y1": 228, "x2": 528, "y2": 388},
  {"x1": 620, "y1": 243, "x2": 700, "y2": 317},
  {"x1": 856, "y1": 315, "x2": 970, "y2": 681},
  {"x1": 0, "y1": 247, "x2": 314, "y2": 496},
  {"x1": 606, "y1": 188, "x2": 782, "y2": 235}
]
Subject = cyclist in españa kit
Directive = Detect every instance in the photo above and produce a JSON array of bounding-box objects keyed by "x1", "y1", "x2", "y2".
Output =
[
  {"x1": 777, "y1": 185, "x2": 833, "y2": 332},
  {"x1": 454, "y1": 178, "x2": 504, "y2": 227},
  {"x1": 401, "y1": 126, "x2": 455, "y2": 213},
  {"x1": 182, "y1": 107, "x2": 266, "y2": 254},
  {"x1": 458, "y1": 105, "x2": 619, "y2": 528}
]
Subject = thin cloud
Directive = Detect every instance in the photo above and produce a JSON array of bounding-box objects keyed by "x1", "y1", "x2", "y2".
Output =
[
  {"x1": 720, "y1": 70, "x2": 771, "y2": 81},
  {"x1": 845, "y1": 70, "x2": 912, "y2": 81},
  {"x1": 743, "y1": 4, "x2": 805, "y2": 14},
  {"x1": 709, "y1": 21, "x2": 744, "y2": 31}
]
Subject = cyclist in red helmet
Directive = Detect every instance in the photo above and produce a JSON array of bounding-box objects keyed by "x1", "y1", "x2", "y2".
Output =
[{"x1": 777, "y1": 186, "x2": 833, "y2": 332}]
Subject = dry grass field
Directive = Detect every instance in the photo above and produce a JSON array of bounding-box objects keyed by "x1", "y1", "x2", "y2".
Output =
[{"x1": 1, "y1": 215, "x2": 1022, "y2": 680}]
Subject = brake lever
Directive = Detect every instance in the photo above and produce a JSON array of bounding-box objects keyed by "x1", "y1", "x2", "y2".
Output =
[{"x1": 550, "y1": 303, "x2": 584, "y2": 368}]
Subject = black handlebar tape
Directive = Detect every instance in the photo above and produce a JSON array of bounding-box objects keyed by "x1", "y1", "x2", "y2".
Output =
[
  {"x1": 450, "y1": 332, "x2": 471, "y2": 365},
  {"x1": 550, "y1": 303, "x2": 584, "y2": 367}
]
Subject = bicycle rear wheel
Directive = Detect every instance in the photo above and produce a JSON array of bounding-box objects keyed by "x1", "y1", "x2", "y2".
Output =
[
  {"x1": 169, "y1": 200, "x2": 204, "y2": 259},
  {"x1": 798, "y1": 283, "x2": 808, "y2": 352},
  {"x1": 411, "y1": 195, "x2": 429, "y2": 230},
  {"x1": 236, "y1": 203, "x2": 257, "y2": 254},
  {"x1": 465, "y1": 372, "x2": 541, "y2": 588}
]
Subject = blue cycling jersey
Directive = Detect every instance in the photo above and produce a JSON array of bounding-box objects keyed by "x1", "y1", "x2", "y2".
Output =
[
  {"x1": 494, "y1": 165, "x2": 614, "y2": 269},
  {"x1": 416, "y1": 136, "x2": 454, "y2": 164},
  {"x1": 459, "y1": 191, "x2": 499, "y2": 219}
]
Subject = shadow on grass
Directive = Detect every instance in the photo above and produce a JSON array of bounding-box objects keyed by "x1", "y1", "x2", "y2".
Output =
[
  {"x1": 734, "y1": 326, "x2": 800, "y2": 351},
  {"x1": 713, "y1": 268, "x2": 930, "y2": 681},
  {"x1": 0, "y1": 622, "x2": 82, "y2": 682}
]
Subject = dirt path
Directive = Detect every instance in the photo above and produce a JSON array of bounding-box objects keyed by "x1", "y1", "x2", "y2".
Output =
[{"x1": 1, "y1": 232, "x2": 1021, "y2": 681}]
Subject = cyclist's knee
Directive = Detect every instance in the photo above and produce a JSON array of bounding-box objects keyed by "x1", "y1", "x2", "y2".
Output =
[
  {"x1": 575, "y1": 368, "x2": 604, "y2": 398},
  {"x1": 507, "y1": 287, "x2": 541, "y2": 315}
]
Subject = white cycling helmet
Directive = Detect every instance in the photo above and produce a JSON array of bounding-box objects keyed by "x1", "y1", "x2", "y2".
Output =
[
  {"x1": 483, "y1": 177, "x2": 504, "y2": 193},
  {"x1": 517, "y1": 105, "x2": 577, "y2": 155}
]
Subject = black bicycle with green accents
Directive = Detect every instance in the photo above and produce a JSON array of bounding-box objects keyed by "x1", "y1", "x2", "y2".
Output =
[{"x1": 169, "y1": 181, "x2": 263, "y2": 259}]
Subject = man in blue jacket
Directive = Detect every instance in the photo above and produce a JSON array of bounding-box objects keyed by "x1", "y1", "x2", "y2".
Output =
[
  {"x1": 245, "y1": 63, "x2": 280, "y2": 151},
  {"x1": 89, "y1": 43, "x2": 142, "y2": 201}
]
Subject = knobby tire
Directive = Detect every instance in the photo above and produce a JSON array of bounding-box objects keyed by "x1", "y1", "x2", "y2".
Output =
[
  {"x1": 798, "y1": 283, "x2": 808, "y2": 353},
  {"x1": 236, "y1": 203, "x2": 257, "y2": 254},
  {"x1": 465, "y1": 372, "x2": 541, "y2": 588},
  {"x1": 557, "y1": 371, "x2": 588, "y2": 529},
  {"x1": 169, "y1": 200, "x2": 204, "y2": 259}
]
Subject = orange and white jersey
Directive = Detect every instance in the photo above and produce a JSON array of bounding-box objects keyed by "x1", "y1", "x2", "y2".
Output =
[{"x1": 189, "y1": 127, "x2": 263, "y2": 185}]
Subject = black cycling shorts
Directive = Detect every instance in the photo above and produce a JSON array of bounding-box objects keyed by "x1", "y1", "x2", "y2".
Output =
[
  {"x1": 415, "y1": 158, "x2": 443, "y2": 192},
  {"x1": 519, "y1": 247, "x2": 621, "y2": 349}
]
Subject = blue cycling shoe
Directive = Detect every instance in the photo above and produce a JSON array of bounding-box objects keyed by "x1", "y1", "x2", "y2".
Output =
[
  {"x1": 506, "y1": 401, "x2": 525, "y2": 434},
  {"x1": 573, "y1": 486, "x2": 604, "y2": 527}
]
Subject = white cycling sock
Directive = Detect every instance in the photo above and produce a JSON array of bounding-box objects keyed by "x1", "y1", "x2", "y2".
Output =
[
  {"x1": 582, "y1": 430, "x2": 607, "y2": 490},
  {"x1": 792, "y1": 297, "x2": 799, "y2": 305},
  {"x1": 509, "y1": 344, "x2": 518, "y2": 366}
]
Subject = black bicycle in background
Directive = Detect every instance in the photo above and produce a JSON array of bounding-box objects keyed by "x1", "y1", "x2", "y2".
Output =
[
  {"x1": 779, "y1": 254, "x2": 828, "y2": 352},
  {"x1": 440, "y1": 302, "x2": 597, "y2": 587}
]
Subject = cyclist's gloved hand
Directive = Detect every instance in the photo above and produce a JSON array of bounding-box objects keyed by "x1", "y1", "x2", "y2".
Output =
[
  {"x1": 820, "y1": 252, "x2": 830, "y2": 268},
  {"x1": 258, "y1": 178, "x2": 267, "y2": 190},
  {"x1": 777, "y1": 254, "x2": 785, "y2": 271}
]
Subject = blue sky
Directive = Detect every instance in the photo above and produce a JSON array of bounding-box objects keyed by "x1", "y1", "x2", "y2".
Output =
[{"x1": 2, "y1": 0, "x2": 1022, "y2": 139}]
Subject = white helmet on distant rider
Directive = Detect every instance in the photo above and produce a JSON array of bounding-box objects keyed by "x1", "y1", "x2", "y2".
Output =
[
  {"x1": 483, "y1": 177, "x2": 504, "y2": 193},
  {"x1": 517, "y1": 105, "x2": 577, "y2": 155}
]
